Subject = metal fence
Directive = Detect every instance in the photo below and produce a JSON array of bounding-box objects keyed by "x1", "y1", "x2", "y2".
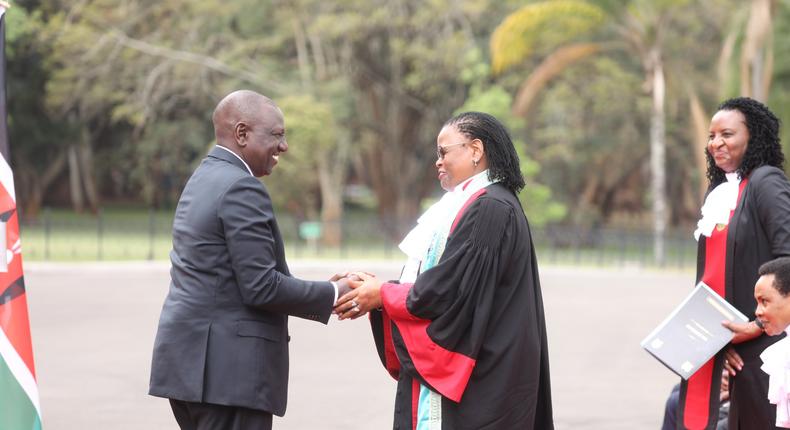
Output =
[{"x1": 19, "y1": 208, "x2": 698, "y2": 268}]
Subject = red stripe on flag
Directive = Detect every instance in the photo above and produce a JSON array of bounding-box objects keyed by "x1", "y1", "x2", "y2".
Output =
[
  {"x1": 0, "y1": 295, "x2": 36, "y2": 379},
  {"x1": 0, "y1": 182, "x2": 36, "y2": 378}
]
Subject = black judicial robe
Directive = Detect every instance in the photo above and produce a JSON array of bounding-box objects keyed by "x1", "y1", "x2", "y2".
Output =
[
  {"x1": 369, "y1": 183, "x2": 554, "y2": 430},
  {"x1": 679, "y1": 165, "x2": 790, "y2": 430}
]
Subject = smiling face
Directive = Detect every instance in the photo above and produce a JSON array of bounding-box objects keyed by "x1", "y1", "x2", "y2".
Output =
[
  {"x1": 239, "y1": 104, "x2": 288, "y2": 177},
  {"x1": 755, "y1": 274, "x2": 790, "y2": 336},
  {"x1": 435, "y1": 125, "x2": 480, "y2": 191},
  {"x1": 708, "y1": 109, "x2": 750, "y2": 174}
]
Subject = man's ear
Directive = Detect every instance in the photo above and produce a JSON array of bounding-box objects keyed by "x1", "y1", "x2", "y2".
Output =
[{"x1": 234, "y1": 122, "x2": 249, "y2": 147}]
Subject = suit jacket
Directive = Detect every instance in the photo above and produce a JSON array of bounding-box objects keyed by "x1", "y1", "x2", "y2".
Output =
[{"x1": 149, "y1": 146, "x2": 335, "y2": 415}]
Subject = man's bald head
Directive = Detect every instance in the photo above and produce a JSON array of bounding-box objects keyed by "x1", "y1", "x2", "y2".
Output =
[
  {"x1": 211, "y1": 90, "x2": 288, "y2": 177},
  {"x1": 212, "y1": 90, "x2": 280, "y2": 146}
]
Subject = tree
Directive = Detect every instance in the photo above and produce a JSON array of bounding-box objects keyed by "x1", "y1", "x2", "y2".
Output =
[
  {"x1": 290, "y1": 0, "x2": 520, "y2": 238},
  {"x1": 524, "y1": 56, "x2": 652, "y2": 225},
  {"x1": 5, "y1": 4, "x2": 75, "y2": 218},
  {"x1": 264, "y1": 94, "x2": 348, "y2": 246},
  {"x1": 491, "y1": 0, "x2": 701, "y2": 265},
  {"x1": 740, "y1": 0, "x2": 776, "y2": 101},
  {"x1": 456, "y1": 49, "x2": 566, "y2": 227}
]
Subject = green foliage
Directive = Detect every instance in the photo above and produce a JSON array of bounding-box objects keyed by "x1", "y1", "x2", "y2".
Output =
[
  {"x1": 6, "y1": 0, "x2": 790, "y2": 234},
  {"x1": 456, "y1": 55, "x2": 566, "y2": 226},
  {"x1": 4, "y1": 6, "x2": 37, "y2": 55},
  {"x1": 264, "y1": 95, "x2": 337, "y2": 218},
  {"x1": 129, "y1": 117, "x2": 212, "y2": 207},
  {"x1": 490, "y1": 0, "x2": 606, "y2": 73},
  {"x1": 5, "y1": 4, "x2": 78, "y2": 212},
  {"x1": 529, "y1": 56, "x2": 649, "y2": 224},
  {"x1": 770, "y1": 0, "x2": 790, "y2": 166}
]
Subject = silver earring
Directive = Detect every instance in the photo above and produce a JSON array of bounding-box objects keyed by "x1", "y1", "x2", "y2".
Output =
[{"x1": 473, "y1": 159, "x2": 478, "y2": 167}]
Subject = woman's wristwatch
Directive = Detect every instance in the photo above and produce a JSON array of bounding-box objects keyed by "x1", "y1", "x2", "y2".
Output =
[{"x1": 753, "y1": 319, "x2": 765, "y2": 331}]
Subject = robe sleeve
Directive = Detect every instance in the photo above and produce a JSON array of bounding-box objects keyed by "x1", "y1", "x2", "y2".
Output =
[
  {"x1": 753, "y1": 167, "x2": 790, "y2": 257},
  {"x1": 369, "y1": 308, "x2": 402, "y2": 380},
  {"x1": 380, "y1": 195, "x2": 517, "y2": 402}
]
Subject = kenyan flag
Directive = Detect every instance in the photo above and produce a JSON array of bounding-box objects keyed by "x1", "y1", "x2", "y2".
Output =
[{"x1": 0, "y1": 2, "x2": 43, "y2": 428}]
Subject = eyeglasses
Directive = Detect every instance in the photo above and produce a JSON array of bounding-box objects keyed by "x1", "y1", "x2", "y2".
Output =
[{"x1": 436, "y1": 142, "x2": 467, "y2": 160}]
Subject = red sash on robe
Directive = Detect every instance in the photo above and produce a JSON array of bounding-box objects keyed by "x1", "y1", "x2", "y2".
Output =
[{"x1": 682, "y1": 179, "x2": 748, "y2": 429}]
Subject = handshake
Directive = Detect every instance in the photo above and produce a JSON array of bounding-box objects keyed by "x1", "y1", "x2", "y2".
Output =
[{"x1": 330, "y1": 271, "x2": 383, "y2": 320}]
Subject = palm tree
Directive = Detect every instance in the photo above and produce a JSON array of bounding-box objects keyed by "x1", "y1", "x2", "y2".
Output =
[{"x1": 491, "y1": 0, "x2": 690, "y2": 265}]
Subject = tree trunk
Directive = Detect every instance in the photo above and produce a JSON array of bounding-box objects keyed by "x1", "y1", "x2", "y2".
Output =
[
  {"x1": 649, "y1": 54, "x2": 667, "y2": 266},
  {"x1": 317, "y1": 138, "x2": 350, "y2": 247},
  {"x1": 22, "y1": 180, "x2": 42, "y2": 221},
  {"x1": 291, "y1": 17, "x2": 312, "y2": 88},
  {"x1": 78, "y1": 127, "x2": 99, "y2": 213},
  {"x1": 20, "y1": 151, "x2": 67, "y2": 220},
  {"x1": 356, "y1": 80, "x2": 436, "y2": 241},
  {"x1": 688, "y1": 90, "x2": 710, "y2": 200},
  {"x1": 740, "y1": 0, "x2": 774, "y2": 101},
  {"x1": 318, "y1": 177, "x2": 343, "y2": 247},
  {"x1": 68, "y1": 145, "x2": 85, "y2": 213}
]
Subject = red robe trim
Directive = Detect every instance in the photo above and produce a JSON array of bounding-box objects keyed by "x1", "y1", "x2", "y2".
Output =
[
  {"x1": 412, "y1": 379, "x2": 420, "y2": 430},
  {"x1": 450, "y1": 189, "x2": 487, "y2": 234},
  {"x1": 683, "y1": 179, "x2": 748, "y2": 429},
  {"x1": 381, "y1": 281, "x2": 476, "y2": 402},
  {"x1": 380, "y1": 310, "x2": 401, "y2": 379}
]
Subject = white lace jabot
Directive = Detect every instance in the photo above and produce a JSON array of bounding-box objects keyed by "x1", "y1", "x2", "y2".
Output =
[
  {"x1": 761, "y1": 328, "x2": 790, "y2": 428},
  {"x1": 397, "y1": 170, "x2": 493, "y2": 283},
  {"x1": 398, "y1": 170, "x2": 492, "y2": 261},
  {"x1": 693, "y1": 172, "x2": 741, "y2": 241}
]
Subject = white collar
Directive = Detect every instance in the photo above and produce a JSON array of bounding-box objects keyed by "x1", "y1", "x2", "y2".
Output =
[
  {"x1": 693, "y1": 173, "x2": 742, "y2": 241},
  {"x1": 453, "y1": 170, "x2": 491, "y2": 193},
  {"x1": 760, "y1": 333, "x2": 790, "y2": 427},
  {"x1": 398, "y1": 170, "x2": 493, "y2": 261},
  {"x1": 215, "y1": 145, "x2": 253, "y2": 176}
]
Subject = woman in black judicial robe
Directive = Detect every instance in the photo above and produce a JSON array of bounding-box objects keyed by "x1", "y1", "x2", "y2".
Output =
[
  {"x1": 678, "y1": 97, "x2": 790, "y2": 430},
  {"x1": 335, "y1": 112, "x2": 553, "y2": 430}
]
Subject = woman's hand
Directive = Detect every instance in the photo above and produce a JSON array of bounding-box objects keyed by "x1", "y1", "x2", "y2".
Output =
[
  {"x1": 723, "y1": 347, "x2": 743, "y2": 376},
  {"x1": 334, "y1": 272, "x2": 383, "y2": 320},
  {"x1": 722, "y1": 320, "x2": 763, "y2": 344}
]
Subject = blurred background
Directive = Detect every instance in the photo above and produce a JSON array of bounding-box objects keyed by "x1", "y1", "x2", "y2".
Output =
[{"x1": 7, "y1": 0, "x2": 790, "y2": 266}]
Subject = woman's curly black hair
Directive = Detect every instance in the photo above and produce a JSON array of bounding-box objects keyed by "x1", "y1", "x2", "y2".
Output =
[
  {"x1": 444, "y1": 112, "x2": 525, "y2": 194},
  {"x1": 706, "y1": 97, "x2": 784, "y2": 187}
]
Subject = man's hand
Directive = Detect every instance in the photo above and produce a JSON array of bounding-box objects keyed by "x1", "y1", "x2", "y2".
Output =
[
  {"x1": 719, "y1": 370, "x2": 730, "y2": 402},
  {"x1": 330, "y1": 272, "x2": 362, "y2": 299},
  {"x1": 334, "y1": 272, "x2": 383, "y2": 320},
  {"x1": 335, "y1": 278, "x2": 352, "y2": 298},
  {"x1": 329, "y1": 272, "x2": 349, "y2": 282},
  {"x1": 722, "y1": 320, "x2": 762, "y2": 344}
]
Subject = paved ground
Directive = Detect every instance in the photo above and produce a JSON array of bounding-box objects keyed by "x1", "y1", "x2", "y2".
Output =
[{"x1": 23, "y1": 260, "x2": 693, "y2": 429}]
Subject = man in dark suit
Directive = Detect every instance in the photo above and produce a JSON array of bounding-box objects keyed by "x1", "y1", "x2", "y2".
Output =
[{"x1": 149, "y1": 90, "x2": 353, "y2": 430}]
